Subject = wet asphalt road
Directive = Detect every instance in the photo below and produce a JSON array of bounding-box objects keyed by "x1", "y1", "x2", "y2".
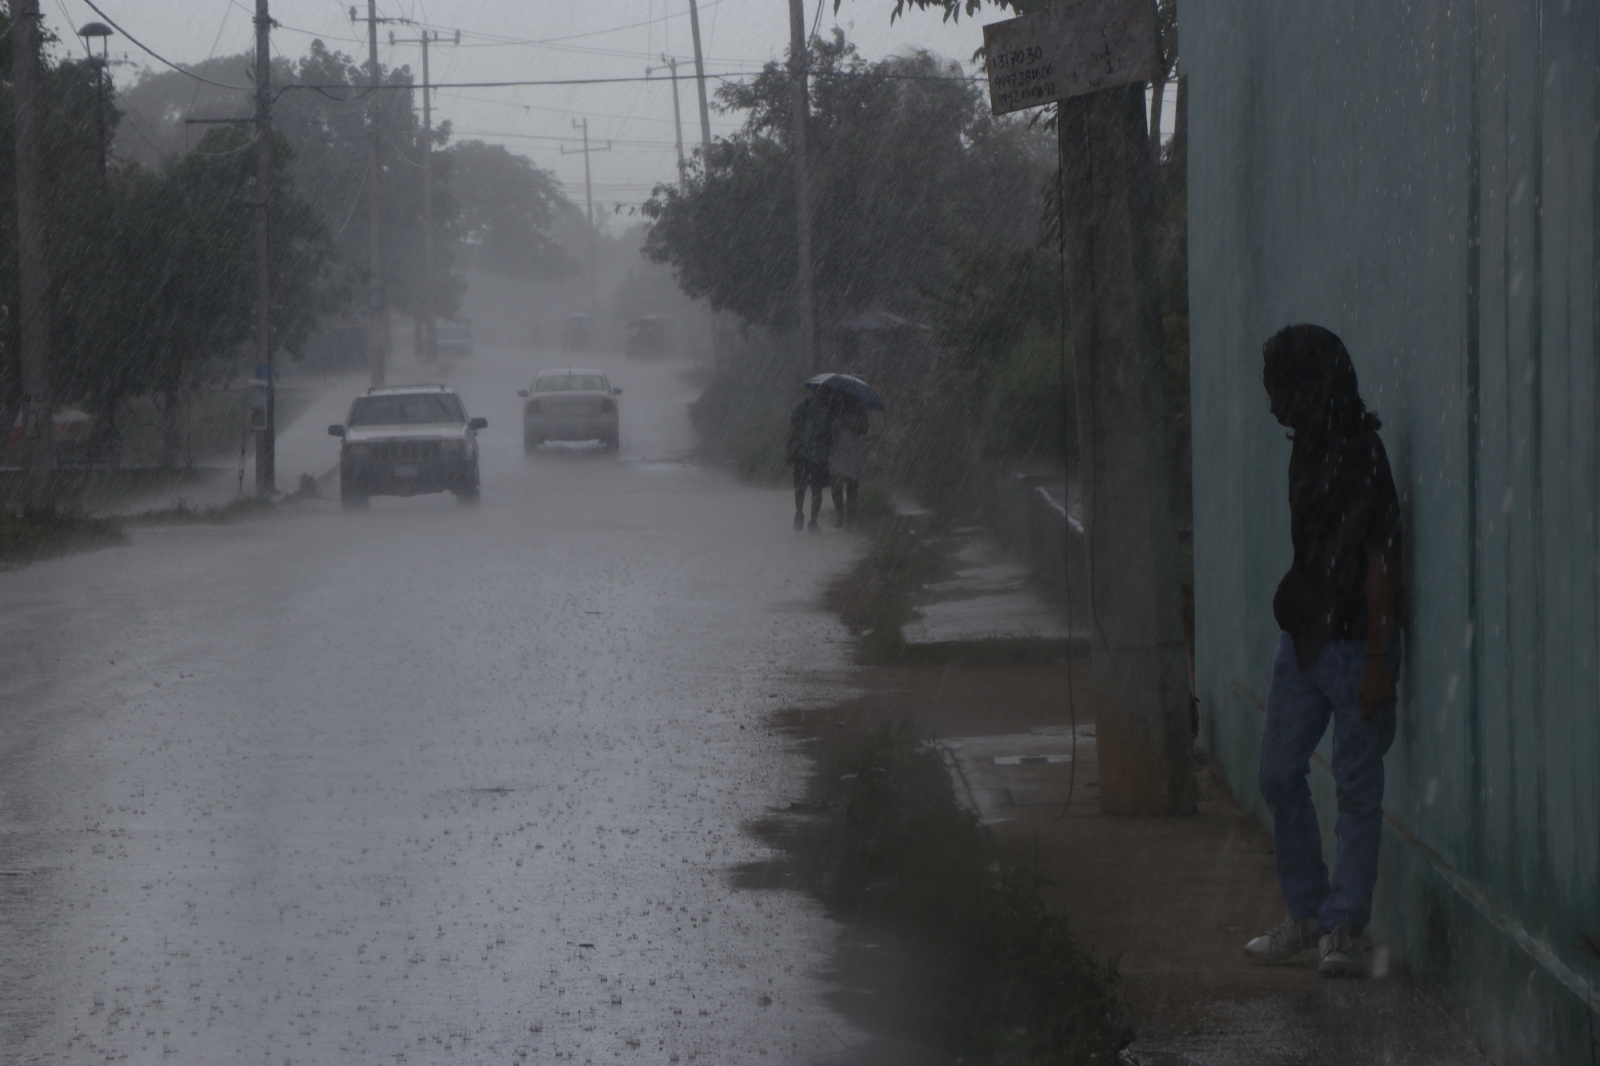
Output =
[{"x1": 0, "y1": 344, "x2": 866, "y2": 1064}]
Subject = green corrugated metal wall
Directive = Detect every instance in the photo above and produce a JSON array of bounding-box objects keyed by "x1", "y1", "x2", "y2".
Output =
[{"x1": 1184, "y1": 2, "x2": 1600, "y2": 1058}]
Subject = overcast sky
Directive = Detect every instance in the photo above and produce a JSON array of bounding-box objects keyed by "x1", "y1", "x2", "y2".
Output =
[{"x1": 44, "y1": 1, "x2": 989, "y2": 228}]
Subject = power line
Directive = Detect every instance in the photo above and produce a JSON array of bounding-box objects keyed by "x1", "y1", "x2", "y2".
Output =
[
  {"x1": 280, "y1": 67, "x2": 981, "y2": 94},
  {"x1": 80, "y1": 0, "x2": 253, "y2": 90}
]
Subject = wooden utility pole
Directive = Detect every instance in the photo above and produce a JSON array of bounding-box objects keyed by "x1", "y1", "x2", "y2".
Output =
[
  {"x1": 13, "y1": 0, "x2": 54, "y2": 517},
  {"x1": 786, "y1": 0, "x2": 816, "y2": 372},
  {"x1": 562, "y1": 119, "x2": 611, "y2": 320},
  {"x1": 686, "y1": 0, "x2": 711, "y2": 155},
  {"x1": 1059, "y1": 84, "x2": 1193, "y2": 814},
  {"x1": 983, "y1": 2, "x2": 1192, "y2": 815},
  {"x1": 252, "y1": 0, "x2": 276, "y2": 494}
]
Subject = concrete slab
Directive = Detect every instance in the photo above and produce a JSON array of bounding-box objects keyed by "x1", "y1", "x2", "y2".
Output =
[
  {"x1": 901, "y1": 531, "x2": 1083, "y2": 647},
  {"x1": 902, "y1": 591, "x2": 1081, "y2": 644}
]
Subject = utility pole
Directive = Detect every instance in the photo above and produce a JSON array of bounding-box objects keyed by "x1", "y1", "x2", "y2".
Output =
[
  {"x1": 786, "y1": 0, "x2": 816, "y2": 372},
  {"x1": 980, "y1": 3, "x2": 1191, "y2": 814},
  {"x1": 13, "y1": 0, "x2": 52, "y2": 516},
  {"x1": 561, "y1": 119, "x2": 611, "y2": 320},
  {"x1": 351, "y1": 1, "x2": 390, "y2": 386},
  {"x1": 253, "y1": 0, "x2": 276, "y2": 493},
  {"x1": 686, "y1": 0, "x2": 712, "y2": 156},
  {"x1": 650, "y1": 55, "x2": 687, "y2": 183},
  {"x1": 392, "y1": 28, "x2": 457, "y2": 363}
]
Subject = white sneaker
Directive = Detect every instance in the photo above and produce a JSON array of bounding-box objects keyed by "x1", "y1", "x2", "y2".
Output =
[
  {"x1": 1318, "y1": 922, "x2": 1366, "y2": 977},
  {"x1": 1244, "y1": 914, "x2": 1321, "y2": 963}
]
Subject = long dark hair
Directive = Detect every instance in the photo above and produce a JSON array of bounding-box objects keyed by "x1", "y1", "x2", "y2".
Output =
[{"x1": 1262, "y1": 324, "x2": 1380, "y2": 437}]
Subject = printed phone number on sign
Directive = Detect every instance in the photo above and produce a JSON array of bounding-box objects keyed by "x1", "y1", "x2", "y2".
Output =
[
  {"x1": 994, "y1": 82, "x2": 1060, "y2": 110},
  {"x1": 989, "y1": 63, "x2": 1055, "y2": 91},
  {"x1": 989, "y1": 45, "x2": 1045, "y2": 71}
]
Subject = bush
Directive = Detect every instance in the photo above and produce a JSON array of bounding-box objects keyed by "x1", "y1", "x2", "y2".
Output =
[{"x1": 687, "y1": 330, "x2": 808, "y2": 482}]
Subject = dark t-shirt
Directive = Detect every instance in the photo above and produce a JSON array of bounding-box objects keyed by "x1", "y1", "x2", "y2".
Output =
[
  {"x1": 1272, "y1": 426, "x2": 1401, "y2": 670},
  {"x1": 790, "y1": 398, "x2": 832, "y2": 465}
]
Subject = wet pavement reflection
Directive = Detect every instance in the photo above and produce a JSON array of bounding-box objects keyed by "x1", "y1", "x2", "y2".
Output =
[{"x1": 0, "y1": 345, "x2": 869, "y2": 1064}]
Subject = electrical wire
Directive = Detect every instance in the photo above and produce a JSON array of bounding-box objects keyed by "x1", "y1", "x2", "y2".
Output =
[{"x1": 79, "y1": 0, "x2": 253, "y2": 90}]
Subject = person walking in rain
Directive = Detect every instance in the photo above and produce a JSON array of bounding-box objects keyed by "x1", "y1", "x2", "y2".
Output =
[
  {"x1": 827, "y1": 392, "x2": 868, "y2": 529},
  {"x1": 1243, "y1": 325, "x2": 1401, "y2": 978},
  {"x1": 786, "y1": 386, "x2": 831, "y2": 532}
]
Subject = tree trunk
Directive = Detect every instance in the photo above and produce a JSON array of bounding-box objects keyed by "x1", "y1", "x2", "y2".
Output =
[
  {"x1": 161, "y1": 384, "x2": 183, "y2": 469},
  {"x1": 1171, "y1": 74, "x2": 1188, "y2": 159},
  {"x1": 1149, "y1": 73, "x2": 1167, "y2": 165}
]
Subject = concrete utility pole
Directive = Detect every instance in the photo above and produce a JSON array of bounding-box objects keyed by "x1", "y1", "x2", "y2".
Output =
[
  {"x1": 13, "y1": 0, "x2": 54, "y2": 516},
  {"x1": 359, "y1": 0, "x2": 388, "y2": 386},
  {"x1": 562, "y1": 119, "x2": 611, "y2": 320},
  {"x1": 685, "y1": 0, "x2": 711, "y2": 155},
  {"x1": 392, "y1": 28, "x2": 457, "y2": 363},
  {"x1": 419, "y1": 30, "x2": 434, "y2": 364},
  {"x1": 655, "y1": 55, "x2": 687, "y2": 183},
  {"x1": 1059, "y1": 84, "x2": 1194, "y2": 815},
  {"x1": 786, "y1": 0, "x2": 817, "y2": 373},
  {"x1": 253, "y1": 0, "x2": 276, "y2": 494},
  {"x1": 685, "y1": 1, "x2": 719, "y2": 361}
]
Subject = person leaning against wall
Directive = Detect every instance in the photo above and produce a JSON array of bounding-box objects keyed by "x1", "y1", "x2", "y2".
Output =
[{"x1": 1243, "y1": 324, "x2": 1403, "y2": 979}]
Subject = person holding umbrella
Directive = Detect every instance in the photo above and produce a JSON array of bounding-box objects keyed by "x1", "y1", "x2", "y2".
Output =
[
  {"x1": 807, "y1": 374, "x2": 884, "y2": 531},
  {"x1": 786, "y1": 384, "x2": 833, "y2": 532}
]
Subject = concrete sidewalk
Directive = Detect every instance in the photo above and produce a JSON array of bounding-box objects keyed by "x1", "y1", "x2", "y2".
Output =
[{"x1": 850, "y1": 528, "x2": 1487, "y2": 1065}]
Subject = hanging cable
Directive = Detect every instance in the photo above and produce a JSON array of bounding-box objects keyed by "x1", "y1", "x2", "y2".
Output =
[{"x1": 80, "y1": 0, "x2": 253, "y2": 90}]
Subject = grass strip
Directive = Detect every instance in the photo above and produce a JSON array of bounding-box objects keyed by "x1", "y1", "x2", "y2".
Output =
[
  {"x1": 125, "y1": 496, "x2": 276, "y2": 526},
  {"x1": 0, "y1": 511, "x2": 126, "y2": 570}
]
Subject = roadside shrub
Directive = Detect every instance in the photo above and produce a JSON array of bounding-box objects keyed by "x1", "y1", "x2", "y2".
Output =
[{"x1": 687, "y1": 330, "x2": 806, "y2": 482}]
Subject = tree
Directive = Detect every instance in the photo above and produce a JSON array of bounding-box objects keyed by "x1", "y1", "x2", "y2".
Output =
[
  {"x1": 0, "y1": 15, "x2": 342, "y2": 469},
  {"x1": 51, "y1": 125, "x2": 342, "y2": 463},
  {"x1": 114, "y1": 43, "x2": 579, "y2": 324},
  {"x1": 642, "y1": 31, "x2": 1051, "y2": 332},
  {"x1": 447, "y1": 140, "x2": 578, "y2": 279}
]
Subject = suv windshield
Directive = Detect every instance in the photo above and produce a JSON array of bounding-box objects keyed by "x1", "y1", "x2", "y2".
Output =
[
  {"x1": 348, "y1": 393, "x2": 465, "y2": 426},
  {"x1": 535, "y1": 375, "x2": 607, "y2": 393}
]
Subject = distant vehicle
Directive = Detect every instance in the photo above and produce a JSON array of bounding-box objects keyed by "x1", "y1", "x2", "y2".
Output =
[
  {"x1": 519, "y1": 369, "x2": 620, "y2": 453},
  {"x1": 435, "y1": 319, "x2": 473, "y2": 358},
  {"x1": 329, "y1": 384, "x2": 487, "y2": 507},
  {"x1": 302, "y1": 322, "x2": 371, "y2": 372},
  {"x1": 561, "y1": 313, "x2": 594, "y2": 351},
  {"x1": 625, "y1": 315, "x2": 671, "y2": 358}
]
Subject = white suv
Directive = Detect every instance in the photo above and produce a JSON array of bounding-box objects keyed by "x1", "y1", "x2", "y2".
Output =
[{"x1": 330, "y1": 385, "x2": 486, "y2": 507}]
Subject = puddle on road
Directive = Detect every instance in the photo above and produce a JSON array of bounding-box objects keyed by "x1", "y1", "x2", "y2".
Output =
[{"x1": 734, "y1": 656, "x2": 1124, "y2": 1066}]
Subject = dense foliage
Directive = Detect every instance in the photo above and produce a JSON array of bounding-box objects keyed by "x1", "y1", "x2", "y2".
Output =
[
  {"x1": 0, "y1": 15, "x2": 340, "y2": 459},
  {"x1": 115, "y1": 43, "x2": 578, "y2": 324},
  {"x1": 643, "y1": 31, "x2": 1051, "y2": 331}
]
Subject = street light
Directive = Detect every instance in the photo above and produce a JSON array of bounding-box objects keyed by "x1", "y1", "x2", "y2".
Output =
[{"x1": 77, "y1": 21, "x2": 114, "y2": 182}]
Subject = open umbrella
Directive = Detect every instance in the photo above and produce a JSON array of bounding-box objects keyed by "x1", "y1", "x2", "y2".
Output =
[{"x1": 805, "y1": 373, "x2": 886, "y2": 411}]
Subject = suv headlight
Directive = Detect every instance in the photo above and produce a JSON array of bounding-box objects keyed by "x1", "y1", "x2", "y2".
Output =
[
  {"x1": 346, "y1": 443, "x2": 371, "y2": 459},
  {"x1": 439, "y1": 439, "x2": 466, "y2": 457}
]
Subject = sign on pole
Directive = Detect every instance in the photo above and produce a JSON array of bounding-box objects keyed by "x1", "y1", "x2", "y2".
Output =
[{"x1": 982, "y1": 0, "x2": 1160, "y2": 116}]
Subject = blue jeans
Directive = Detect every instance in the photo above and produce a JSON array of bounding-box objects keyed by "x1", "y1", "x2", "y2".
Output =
[{"x1": 1258, "y1": 632, "x2": 1398, "y2": 934}]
